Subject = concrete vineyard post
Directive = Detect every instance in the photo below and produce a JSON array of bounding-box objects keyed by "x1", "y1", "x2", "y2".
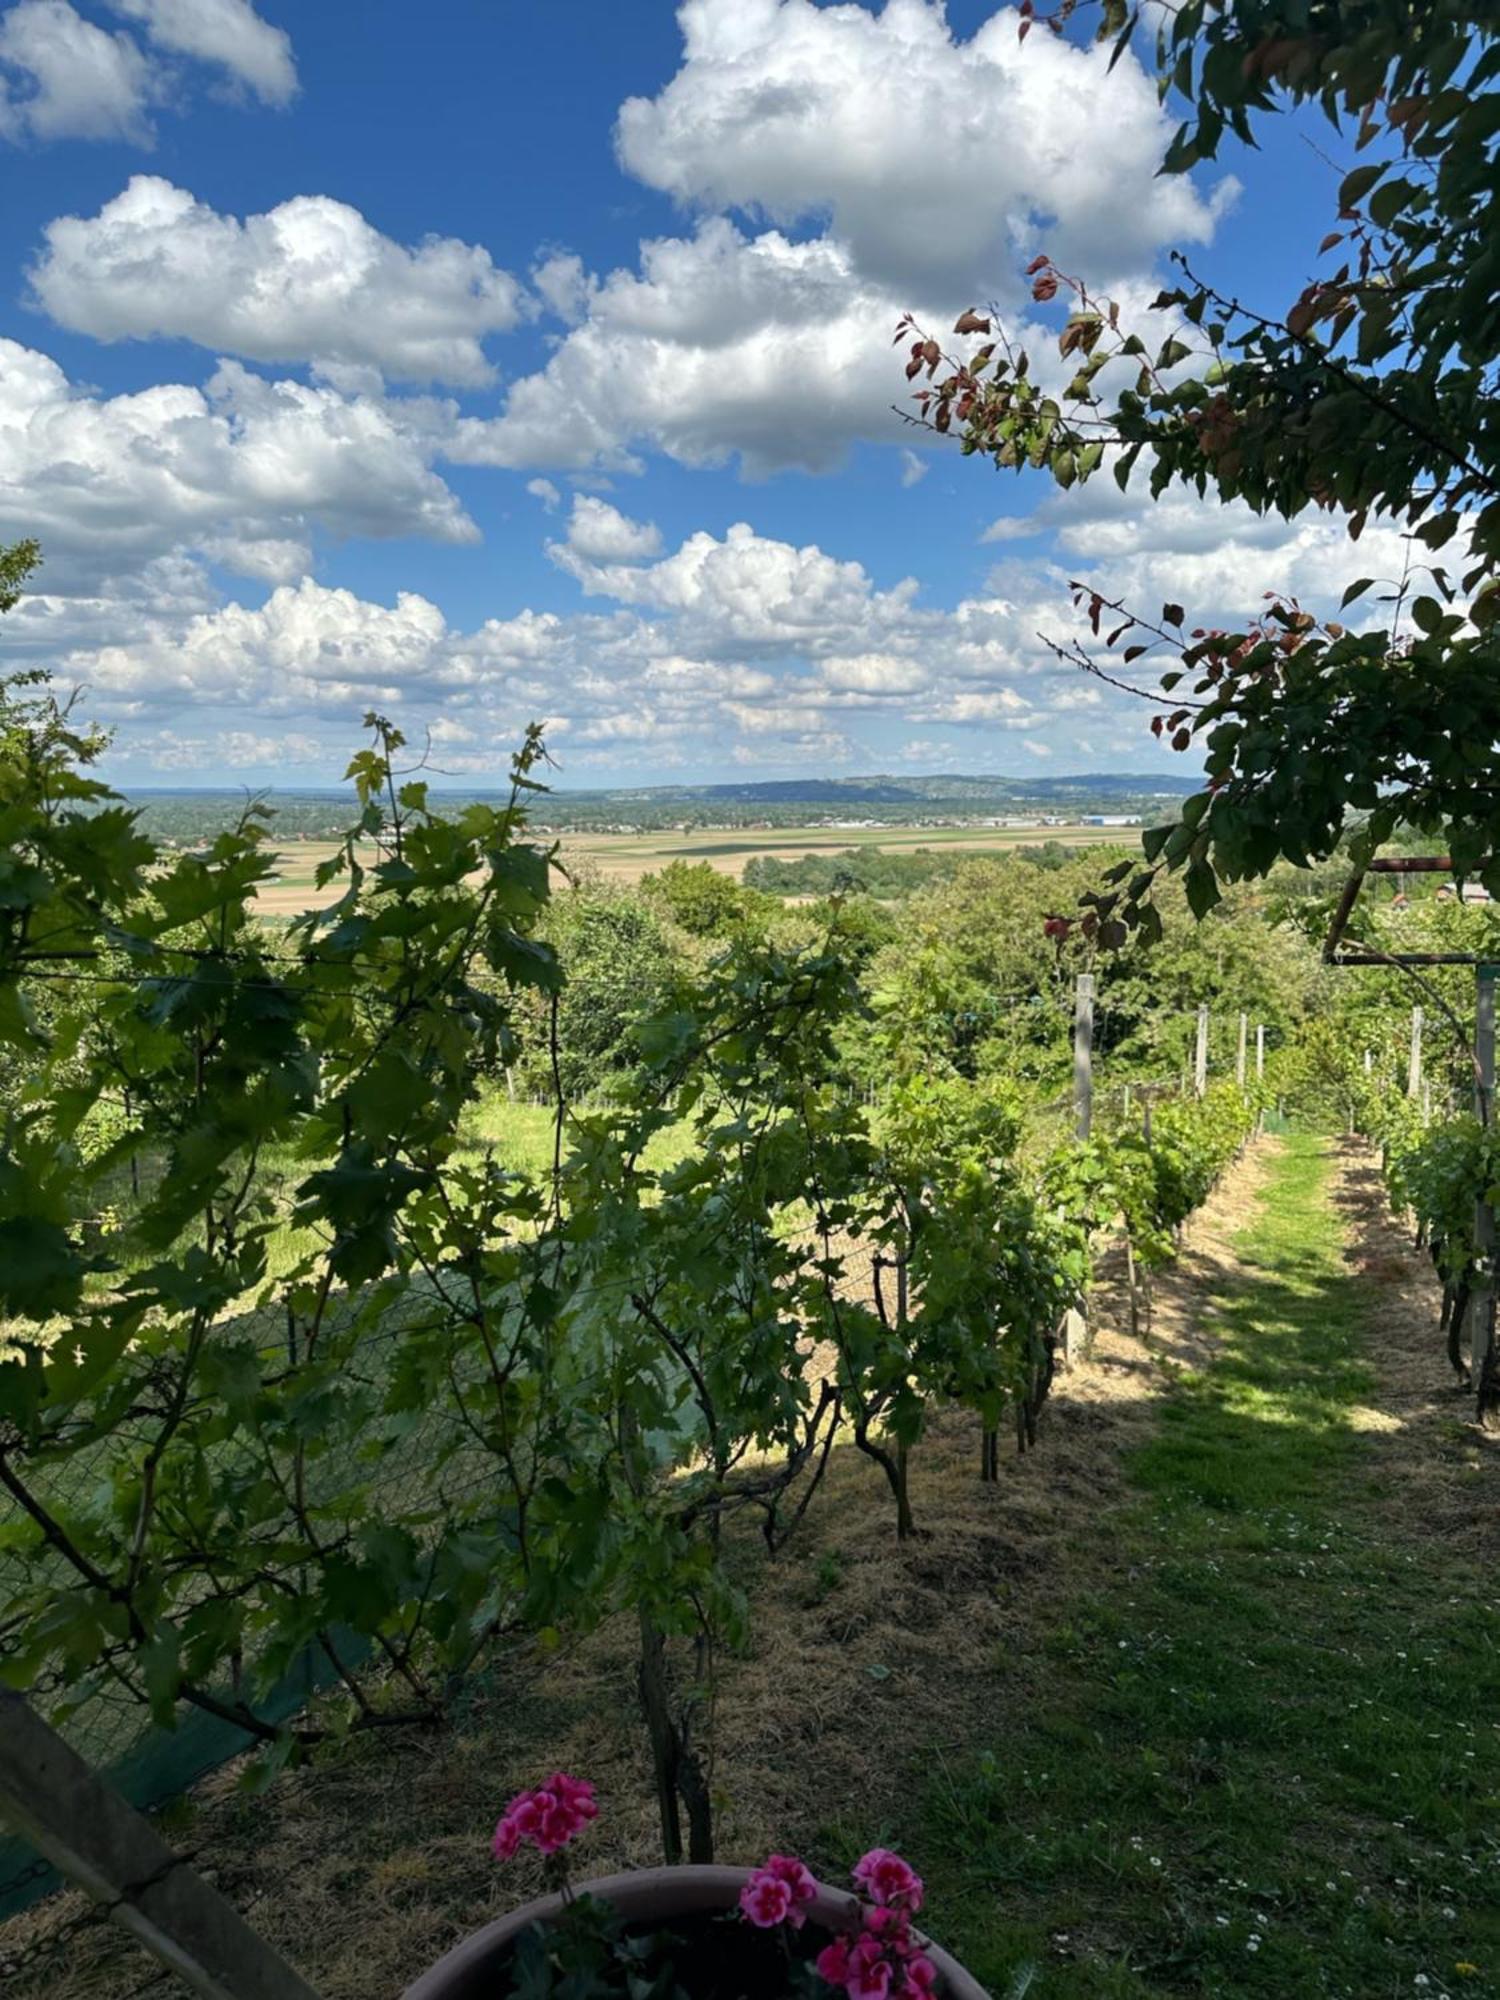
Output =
[
  {"x1": 1064, "y1": 971, "x2": 1094, "y2": 1365},
  {"x1": 0, "y1": 1690, "x2": 324, "y2": 2000},
  {"x1": 1254, "y1": 1025, "x2": 1266, "y2": 1133},
  {"x1": 1194, "y1": 1005, "x2": 1209, "y2": 1098},
  {"x1": 1073, "y1": 972, "x2": 1094, "y2": 1143},
  {"x1": 1409, "y1": 1006, "x2": 1424, "y2": 1099},
  {"x1": 1236, "y1": 1012, "x2": 1248, "y2": 1089}
]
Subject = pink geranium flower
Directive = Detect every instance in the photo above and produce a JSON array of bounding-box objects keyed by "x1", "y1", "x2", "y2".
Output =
[
  {"x1": 818, "y1": 1872, "x2": 938, "y2": 2000},
  {"x1": 844, "y1": 1932, "x2": 897, "y2": 2000},
  {"x1": 492, "y1": 1773, "x2": 598, "y2": 1861},
  {"x1": 741, "y1": 1872, "x2": 795, "y2": 1927},
  {"x1": 740, "y1": 1853, "x2": 819, "y2": 1928},
  {"x1": 852, "y1": 1848, "x2": 924, "y2": 1914},
  {"x1": 817, "y1": 1937, "x2": 857, "y2": 1990}
]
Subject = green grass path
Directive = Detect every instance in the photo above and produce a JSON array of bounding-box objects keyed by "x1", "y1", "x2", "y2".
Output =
[{"x1": 909, "y1": 1135, "x2": 1500, "y2": 1999}]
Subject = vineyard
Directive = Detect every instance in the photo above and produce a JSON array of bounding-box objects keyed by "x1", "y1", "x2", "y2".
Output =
[
  {"x1": 4, "y1": 0, "x2": 1500, "y2": 1986},
  {"x1": 0, "y1": 674, "x2": 1497, "y2": 1998}
]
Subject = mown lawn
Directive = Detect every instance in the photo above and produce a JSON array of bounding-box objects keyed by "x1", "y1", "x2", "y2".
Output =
[{"x1": 900, "y1": 1136, "x2": 1500, "y2": 1998}]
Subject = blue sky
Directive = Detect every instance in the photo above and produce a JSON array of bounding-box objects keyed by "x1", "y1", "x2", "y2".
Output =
[{"x1": 0, "y1": 0, "x2": 1384, "y2": 790}]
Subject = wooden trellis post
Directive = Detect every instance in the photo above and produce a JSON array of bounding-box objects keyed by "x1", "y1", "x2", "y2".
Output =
[
  {"x1": 0, "y1": 1690, "x2": 323, "y2": 2000},
  {"x1": 1194, "y1": 1005, "x2": 1209, "y2": 1097},
  {"x1": 1063, "y1": 972, "x2": 1094, "y2": 1365}
]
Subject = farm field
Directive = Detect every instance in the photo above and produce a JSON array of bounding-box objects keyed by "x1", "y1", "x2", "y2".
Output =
[
  {"x1": 247, "y1": 820, "x2": 1132, "y2": 916},
  {"x1": 12, "y1": 1135, "x2": 1497, "y2": 1999}
]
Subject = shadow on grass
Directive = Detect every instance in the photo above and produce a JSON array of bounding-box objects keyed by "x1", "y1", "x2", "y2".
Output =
[{"x1": 901, "y1": 1135, "x2": 1500, "y2": 1999}]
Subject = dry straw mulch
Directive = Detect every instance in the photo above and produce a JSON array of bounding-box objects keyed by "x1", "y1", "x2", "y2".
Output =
[{"x1": 1328, "y1": 1139, "x2": 1500, "y2": 1565}]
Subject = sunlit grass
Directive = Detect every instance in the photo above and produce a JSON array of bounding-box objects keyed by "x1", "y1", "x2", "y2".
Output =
[{"x1": 896, "y1": 1136, "x2": 1500, "y2": 1998}]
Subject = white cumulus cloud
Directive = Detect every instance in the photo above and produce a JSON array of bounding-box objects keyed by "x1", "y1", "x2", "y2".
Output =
[
  {"x1": 0, "y1": 0, "x2": 294, "y2": 143},
  {"x1": 550, "y1": 494, "x2": 663, "y2": 568},
  {"x1": 0, "y1": 0, "x2": 155, "y2": 143},
  {"x1": 0, "y1": 337, "x2": 478, "y2": 586},
  {"x1": 31, "y1": 177, "x2": 528, "y2": 385},
  {"x1": 453, "y1": 0, "x2": 1235, "y2": 479},
  {"x1": 107, "y1": 0, "x2": 295, "y2": 106},
  {"x1": 454, "y1": 220, "x2": 955, "y2": 476},
  {"x1": 616, "y1": 0, "x2": 1233, "y2": 301},
  {"x1": 32, "y1": 502, "x2": 1398, "y2": 779}
]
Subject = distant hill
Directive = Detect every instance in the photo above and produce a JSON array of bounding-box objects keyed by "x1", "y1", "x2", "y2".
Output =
[
  {"x1": 530, "y1": 770, "x2": 1198, "y2": 827},
  {"x1": 123, "y1": 771, "x2": 1199, "y2": 842},
  {"x1": 676, "y1": 773, "x2": 1198, "y2": 807}
]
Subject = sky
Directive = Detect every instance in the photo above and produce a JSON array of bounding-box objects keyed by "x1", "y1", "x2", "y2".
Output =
[{"x1": 0, "y1": 0, "x2": 1396, "y2": 791}]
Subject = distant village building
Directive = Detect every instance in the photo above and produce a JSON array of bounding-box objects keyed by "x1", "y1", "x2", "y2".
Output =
[{"x1": 1435, "y1": 881, "x2": 1492, "y2": 905}]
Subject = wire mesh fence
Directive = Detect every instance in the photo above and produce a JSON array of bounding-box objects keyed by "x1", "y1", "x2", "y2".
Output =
[
  {"x1": 0, "y1": 1280, "x2": 514, "y2": 1921},
  {"x1": 0, "y1": 1235, "x2": 893, "y2": 1926}
]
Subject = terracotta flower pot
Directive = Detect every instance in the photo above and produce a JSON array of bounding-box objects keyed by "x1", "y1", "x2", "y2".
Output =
[{"x1": 402, "y1": 1864, "x2": 990, "y2": 2000}]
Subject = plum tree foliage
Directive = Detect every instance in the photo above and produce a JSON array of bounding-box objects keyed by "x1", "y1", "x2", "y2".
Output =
[{"x1": 904, "y1": 0, "x2": 1500, "y2": 928}]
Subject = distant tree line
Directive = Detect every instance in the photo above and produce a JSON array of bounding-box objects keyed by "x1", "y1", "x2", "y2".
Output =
[{"x1": 743, "y1": 842, "x2": 1081, "y2": 900}]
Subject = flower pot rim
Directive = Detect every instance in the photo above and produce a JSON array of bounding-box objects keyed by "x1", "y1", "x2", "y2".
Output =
[{"x1": 402, "y1": 1862, "x2": 990, "y2": 2000}]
